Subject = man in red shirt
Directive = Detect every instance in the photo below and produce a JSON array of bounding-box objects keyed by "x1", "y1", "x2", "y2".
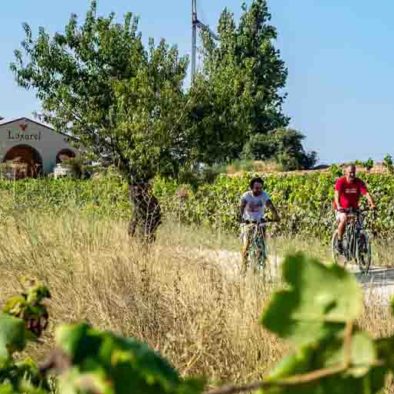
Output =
[{"x1": 334, "y1": 164, "x2": 376, "y2": 252}]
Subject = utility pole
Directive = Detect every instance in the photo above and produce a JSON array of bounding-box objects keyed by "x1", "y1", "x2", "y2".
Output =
[
  {"x1": 191, "y1": 0, "x2": 197, "y2": 79},
  {"x1": 191, "y1": 0, "x2": 219, "y2": 80}
]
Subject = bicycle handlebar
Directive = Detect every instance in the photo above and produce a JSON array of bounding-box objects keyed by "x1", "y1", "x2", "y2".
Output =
[{"x1": 242, "y1": 218, "x2": 279, "y2": 225}]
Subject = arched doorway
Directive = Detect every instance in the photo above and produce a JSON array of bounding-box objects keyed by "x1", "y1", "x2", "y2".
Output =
[
  {"x1": 3, "y1": 145, "x2": 43, "y2": 179},
  {"x1": 56, "y1": 149, "x2": 76, "y2": 164}
]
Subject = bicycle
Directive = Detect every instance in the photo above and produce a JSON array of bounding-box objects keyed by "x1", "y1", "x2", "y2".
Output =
[
  {"x1": 241, "y1": 219, "x2": 275, "y2": 274},
  {"x1": 331, "y1": 208, "x2": 372, "y2": 274}
]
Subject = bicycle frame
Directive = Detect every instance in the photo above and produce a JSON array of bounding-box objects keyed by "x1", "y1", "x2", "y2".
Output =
[
  {"x1": 343, "y1": 210, "x2": 370, "y2": 267},
  {"x1": 332, "y1": 208, "x2": 372, "y2": 273},
  {"x1": 242, "y1": 221, "x2": 268, "y2": 273},
  {"x1": 344, "y1": 215, "x2": 360, "y2": 261}
]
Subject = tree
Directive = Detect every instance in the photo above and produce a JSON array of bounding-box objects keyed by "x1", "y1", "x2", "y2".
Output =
[
  {"x1": 383, "y1": 154, "x2": 394, "y2": 174},
  {"x1": 188, "y1": 0, "x2": 289, "y2": 164},
  {"x1": 11, "y1": 1, "x2": 189, "y2": 241},
  {"x1": 242, "y1": 128, "x2": 317, "y2": 170},
  {"x1": 362, "y1": 158, "x2": 374, "y2": 172}
]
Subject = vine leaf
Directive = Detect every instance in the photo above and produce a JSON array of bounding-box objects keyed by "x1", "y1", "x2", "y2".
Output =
[
  {"x1": 3, "y1": 281, "x2": 50, "y2": 339},
  {"x1": 262, "y1": 332, "x2": 382, "y2": 393},
  {"x1": 0, "y1": 313, "x2": 27, "y2": 360},
  {"x1": 261, "y1": 253, "x2": 363, "y2": 346},
  {"x1": 55, "y1": 323, "x2": 204, "y2": 394}
]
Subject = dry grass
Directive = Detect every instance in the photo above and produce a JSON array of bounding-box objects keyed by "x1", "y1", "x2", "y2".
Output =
[
  {"x1": 0, "y1": 211, "x2": 285, "y2": 386},
  {"x1": 0, "y1": 210, "x2": 393, "y2": 391}
]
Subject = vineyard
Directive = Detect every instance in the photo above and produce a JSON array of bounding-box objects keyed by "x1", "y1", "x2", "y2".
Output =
[
  {"x1": 155, "y1": 171, "x2": 394, "y2": 239},
  {"x1": 2, "y1": 170, "x2": 394, "y2": 239}
]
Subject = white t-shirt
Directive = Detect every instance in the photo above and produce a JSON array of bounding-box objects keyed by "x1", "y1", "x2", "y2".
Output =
[{"x1": 241, "y1": 191, "x2": 270, "y2": 222}]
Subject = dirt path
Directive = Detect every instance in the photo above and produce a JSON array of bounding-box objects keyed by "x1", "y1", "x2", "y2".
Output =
[
  {"x1": 191, "y1": 247, "x2": 394, "y2": 305},
  {"x1": 355, "y1": 267, "x2": 394, "y2": 305}
]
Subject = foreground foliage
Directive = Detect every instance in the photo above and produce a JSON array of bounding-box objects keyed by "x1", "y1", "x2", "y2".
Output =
[{"x1": 2, "y1": 254, "x2": 394, "y2": 393}]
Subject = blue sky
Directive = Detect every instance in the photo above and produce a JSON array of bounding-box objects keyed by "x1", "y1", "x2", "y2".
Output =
[{"x1": 1, "y1": 0, "x2": 394, "y2": 164}]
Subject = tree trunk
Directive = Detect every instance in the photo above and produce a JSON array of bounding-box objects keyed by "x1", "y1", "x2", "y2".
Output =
[{"x1": 128, "y1": 182, "x2": 162, "y2": 243}]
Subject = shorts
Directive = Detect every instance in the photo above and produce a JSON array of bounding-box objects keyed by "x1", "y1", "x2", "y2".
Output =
[{"x1": 335, "y1": 211, "x2": 347, "y2": 222}]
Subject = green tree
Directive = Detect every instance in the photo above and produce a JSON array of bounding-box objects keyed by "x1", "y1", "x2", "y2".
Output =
[
  {"x1": 242, "y1": 128, "x2": 317, "y2": 170},
  {"x1": 383, "y1": 154, "x2": 394, "y2": 174},
  {"x1": 189, "y1": 0, "x2": 289, "y2": 164},
  {"x1": 362, "y1": 158, "x2": 374, "y2": 172},
  {"x1": 11, "y1": 1, "x2": 189, "y2": 241}
]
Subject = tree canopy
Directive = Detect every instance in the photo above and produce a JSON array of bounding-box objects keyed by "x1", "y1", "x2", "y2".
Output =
[
  {"x1": 189, "y1": 0, "x2": 316, "y2": 169},
  {"x1": 11, "y1": 0, "x2": 189, "y2": 183},
  {"x1": 12, "y1": 0, "x2": 316, "y2": 184}
]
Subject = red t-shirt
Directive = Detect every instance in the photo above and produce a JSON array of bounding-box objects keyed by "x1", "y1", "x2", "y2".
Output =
[{"x1": 334, "y1": 177, "x2": 368, "y2": 209}]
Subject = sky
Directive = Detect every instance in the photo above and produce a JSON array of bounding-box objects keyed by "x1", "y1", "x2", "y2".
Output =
[{"x1": 1, "y1": 1, "x2": 394, "y2": 164}]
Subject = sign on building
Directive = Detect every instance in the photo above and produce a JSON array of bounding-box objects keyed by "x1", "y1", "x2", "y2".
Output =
[{"x1": 0, "y1": 117, "x2": 77, "y2": 178}]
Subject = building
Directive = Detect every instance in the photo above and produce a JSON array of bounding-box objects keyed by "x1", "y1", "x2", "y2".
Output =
[{"x1": 0, "y1": 117, "x2": 77, "y2": 178}]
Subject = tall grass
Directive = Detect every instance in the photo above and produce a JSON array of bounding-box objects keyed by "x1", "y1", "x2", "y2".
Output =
[
  {"x1": 0, "y1": 207, "x2": 393, "y2": 391},
  {"x1": 0, "y1": 210, "x2": 285, "y2": 385}
]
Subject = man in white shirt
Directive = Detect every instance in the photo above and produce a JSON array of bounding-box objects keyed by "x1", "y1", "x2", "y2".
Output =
[{"x1": 239, "y1": 176, "x2": 280, "y2": 273}]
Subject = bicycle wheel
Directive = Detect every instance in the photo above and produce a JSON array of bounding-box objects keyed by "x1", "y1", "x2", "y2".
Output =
[
  {"x1": 331, "y1": 231, "x2": 340, "y2": 264},
  {"x1": 256, "y1": 235, "x2": 267, "y2": 270},
  {"x1": 356, "y1": 231, "x2": 371, "y2": 274},
  {"x1": 344, "y1": 226, "x2": 355, "y2": 263},
  {"x1": 248, "y1": 236, "x2": 267, "y2": 273},
  {"x1": 332, "y1": 230, "x2": 350, "y2": 266}
]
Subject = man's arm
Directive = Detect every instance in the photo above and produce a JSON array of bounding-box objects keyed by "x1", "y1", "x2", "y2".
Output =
[
  {"x1": 360, "y1": 181, "x2": 376, "y2": 209},
  {"x1": 266, "y1": 200, "x2": 280, "y2": 222},
  {"x1": 239, "y1": 200, "x2": 247, "y2": 222},
  {"x1": 334, "y1": 190, "x2": 342, "y2": 210},
  {"x1": 334, "y1": 177, "x2": 345, "y2": 210},
  {"x1": 365, "y1": 192, "x2": 376, "y2": 209}
]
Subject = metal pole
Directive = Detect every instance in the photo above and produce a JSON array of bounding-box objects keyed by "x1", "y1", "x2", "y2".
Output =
[{"x1": 191, "y1": 0, "x2": 197, "y2": 80}]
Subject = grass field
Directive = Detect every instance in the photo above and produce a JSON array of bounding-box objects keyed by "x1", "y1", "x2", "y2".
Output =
[{"x1": 0, "y1": 208, "x2": 393, "y2": 391}]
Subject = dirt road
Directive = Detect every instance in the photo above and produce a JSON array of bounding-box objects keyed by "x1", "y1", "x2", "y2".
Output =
[{"x1": 192, "y1": 248, "x2": 394, "y2": 305}]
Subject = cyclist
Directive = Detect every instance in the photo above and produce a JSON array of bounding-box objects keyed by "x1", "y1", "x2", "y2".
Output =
[
  {"x1": 334, "y1": 164, "x2": 376, "y2": 253},
  {"x1": 239, "y1": 177, "x2": 280, "y2": 272}
]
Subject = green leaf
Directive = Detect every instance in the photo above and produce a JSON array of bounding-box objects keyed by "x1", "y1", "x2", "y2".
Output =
[
  {"x1": 56, "y1": 323, "x2": 204, "y2": 394},
  {"x1": 348, "y1": 332, "x2": 377, "y2": 378},
  {"x1": 266, "y1": 346, "x2": 314, "y2": 381},
  {"x1": 55, "y1": 323, "x2": 102, "y2": 364},
  {"x1": 0, "y1": 383, "x2": 14, "y2": 394},
  {"x1": 0, "y1": 314, "x2": 27, "y2": 359},
  {"x1": 261, "y1": 253, "x2": 362, "y2": 346},
  {"x1": 262, "y1": 331, "x2": 381, "y2": 394},
  {"x1": 375, "y1": 335, "x2": 394, "y2": 373},
  {"x1": 58, "y1": 368, "x2": 112, "y2": 394}
]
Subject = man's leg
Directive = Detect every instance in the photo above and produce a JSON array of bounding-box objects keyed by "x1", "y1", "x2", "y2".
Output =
[
  {"x1": 253, "y1": 226, "x2": 266, "y2": 273},
  {"x1": 336, "y1": 213, "x2": 347, "y2": 253},
  {"x1": 241, "y1": 225, "x2": 251, "y2": 274}
]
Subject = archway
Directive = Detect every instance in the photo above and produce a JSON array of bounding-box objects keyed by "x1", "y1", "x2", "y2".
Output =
[
  {"x1": 3, "y1": 145, "x2": 43, "y2": 179},
  {"x1": 56, "y1": 149, "x2": 76, "y2": 164}
]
